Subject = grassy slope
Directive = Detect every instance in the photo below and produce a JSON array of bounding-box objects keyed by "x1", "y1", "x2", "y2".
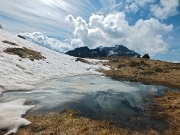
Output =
[{"x1": 99, "y1": 57, "x2": 180, "y2": 89}]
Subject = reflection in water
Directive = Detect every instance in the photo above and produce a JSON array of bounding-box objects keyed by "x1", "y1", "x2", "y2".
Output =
[{"x1": 1, "y1": 75, "x2": 166, "y2": 122}]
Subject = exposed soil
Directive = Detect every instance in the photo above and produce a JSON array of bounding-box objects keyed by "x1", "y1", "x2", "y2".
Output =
[
  {"x1": 2, "y1": 40, "x2": 18, "y2": 46},
  {"x1": 4, "y1": 47, "x2": 46, "y2": 61}
]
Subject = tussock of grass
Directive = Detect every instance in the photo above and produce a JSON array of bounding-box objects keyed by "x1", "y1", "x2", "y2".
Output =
[
  {"x1": 154, "y1": 68, "x2": 163, "y2": 72},
  {"x1": 129, "y1": 61, "x2": 140, "y2": 67},
  {"x1": 75, "y1": 58, "x2": 91, "y2": 64},
  {"x1": 4, "y1": 47, "x2": 46, "y2": 61},
  {"x1": 2, "y1": 40, "x2": 18, "y2": 46}
]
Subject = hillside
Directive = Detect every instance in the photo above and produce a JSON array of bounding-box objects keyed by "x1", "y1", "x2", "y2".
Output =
[
  {"x1": 99, "y1": 57, "x2": 180, "y2": 89},
  {"x1": 0, "y1": 30, "x2": 108, "y2": 95},
  {"x1": 0, "y1": 29, "x2": 108, "y2": 135}
]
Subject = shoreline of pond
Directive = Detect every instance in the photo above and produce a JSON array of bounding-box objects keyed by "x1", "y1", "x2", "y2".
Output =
[{"x1": 1, "y1": 73, "x2": 179, "y2": 135}]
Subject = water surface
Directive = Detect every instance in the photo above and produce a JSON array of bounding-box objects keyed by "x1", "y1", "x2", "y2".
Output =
[{"x1": 1, "y1": 75, "x2": 167, "y2": 122}]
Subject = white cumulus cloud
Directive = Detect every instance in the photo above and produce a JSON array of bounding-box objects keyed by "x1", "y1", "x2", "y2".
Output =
[
  {"x1": 19, "y1": 32, "x2": 72, "y2": 52},
  {"x1": 65, "y1": 12, "x2": 173, "y2": 55},
  {"x1": 150, "y1": 0, "x2": 179, "y2": 20},
  {"x1": 128, "y1": 2, "x2": 139, "y2": 13},
  {"x1": 135, "y1": 0, "x2": 156, "y2": 7},
  {"x1": 0, "y1": 0, "x2": 97, "y2": 37},
  {"x1": 125, "y1": 0, "x2": 156, "y2": 13},
  {"x1": 19, "y1": 12, "x2": 173, "y2": 55}
]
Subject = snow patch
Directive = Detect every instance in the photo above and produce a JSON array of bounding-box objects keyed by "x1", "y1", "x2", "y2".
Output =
[
  {"x1": 85, "y1": 58, "x2": 110, "y2": 70},
  {"x1": 0, "y1": 29, "x2": 110, "y2": 134},
  {"x1": 0, "y1": 98, "x2": 35, "y2": 135},
  {"x1": 0, "y1": 29, "x2": 109, "y2": 95}
]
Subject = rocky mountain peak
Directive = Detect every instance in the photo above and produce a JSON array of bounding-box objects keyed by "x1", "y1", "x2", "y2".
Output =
[{"x1": 66, "y1": 45, "x2": 140, "y2": 58}]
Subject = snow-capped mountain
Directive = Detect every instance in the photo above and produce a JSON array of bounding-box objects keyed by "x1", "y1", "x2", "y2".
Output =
[
  {"x1": 66, "y1": 45, "x2": 140, "y2": 58},
  {"x1": 99, "y1": 45, "x2": 140, "y2": 57}
]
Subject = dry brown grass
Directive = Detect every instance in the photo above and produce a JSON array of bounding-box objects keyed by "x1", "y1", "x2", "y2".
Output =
[
  {"x1": 2, "y1": 40, "x2": 18, "y2": 46},
  {"x1": 1, "y1": 109, "x2": 166, "y2": 135},
  {"x1": 0, "y1": 57, "x2": 179, "y2": 135},
  {"x1": 75, "y1": 58, "x2": 91, "y2": 64},
  {"x1": 7, "y1": 110, "x2": 131, "y2": 135},
  {"x1": 147, "y1": 91, "x2": 180, "y2": 135},
  {"x1": 1, "y1": 101, "x2": 178, "y2": 135},
  {"x1": 2, "y1": 103, "x2": 178, "y2": 135},
  {"x1": 98, "y1": 57, "x2": 180, "y2": 89},
  {"x1": 4, "y1": 47, "x2": 46, "y2": 61}
]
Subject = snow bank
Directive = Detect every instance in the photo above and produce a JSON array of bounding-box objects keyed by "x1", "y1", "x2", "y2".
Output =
[
  {"x1": 0, "y1": 98, "x2": 35, "y2": 135},
  {"x1": 85, "y1": 58, "x2": 110, "y2": 70},
  {"x1": 0, "y1": 29, "x2": 109, "y2": 134},
  {"x1": 0, "y1": 29, "x2": 108, "y2": 95}
]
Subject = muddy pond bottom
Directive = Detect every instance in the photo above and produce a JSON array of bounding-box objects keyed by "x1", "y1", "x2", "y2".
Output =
[{"x1": 1, "y1": 75, "x2": 167, "y2": 123}]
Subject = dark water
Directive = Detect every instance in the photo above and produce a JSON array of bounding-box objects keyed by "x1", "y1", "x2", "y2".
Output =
[{"x1": 1, "y1": 75, "x2": 167, "y2": 123}]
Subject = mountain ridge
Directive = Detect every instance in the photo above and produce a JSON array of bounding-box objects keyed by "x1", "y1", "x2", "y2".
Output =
[{"x1": 65, "y1": 45, "x2": 140, "y2": 58}]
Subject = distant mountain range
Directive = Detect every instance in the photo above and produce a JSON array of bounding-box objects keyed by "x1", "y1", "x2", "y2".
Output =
[
  {"x1": 65, "y1": 46, "x2": 106, "y2": 58},
  {"x1": 65, "y1": 45, "x2": 140, "y2": 58}
]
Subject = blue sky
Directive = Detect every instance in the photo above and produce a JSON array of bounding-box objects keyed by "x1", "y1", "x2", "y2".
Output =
[{"x1": 0, "y1": 0, "x2": 180, "y2": 62}]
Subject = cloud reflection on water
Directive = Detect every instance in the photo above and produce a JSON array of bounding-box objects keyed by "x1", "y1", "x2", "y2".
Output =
[{"x1": 2, "y1": 75, "x2": 166, "y2": 122}]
